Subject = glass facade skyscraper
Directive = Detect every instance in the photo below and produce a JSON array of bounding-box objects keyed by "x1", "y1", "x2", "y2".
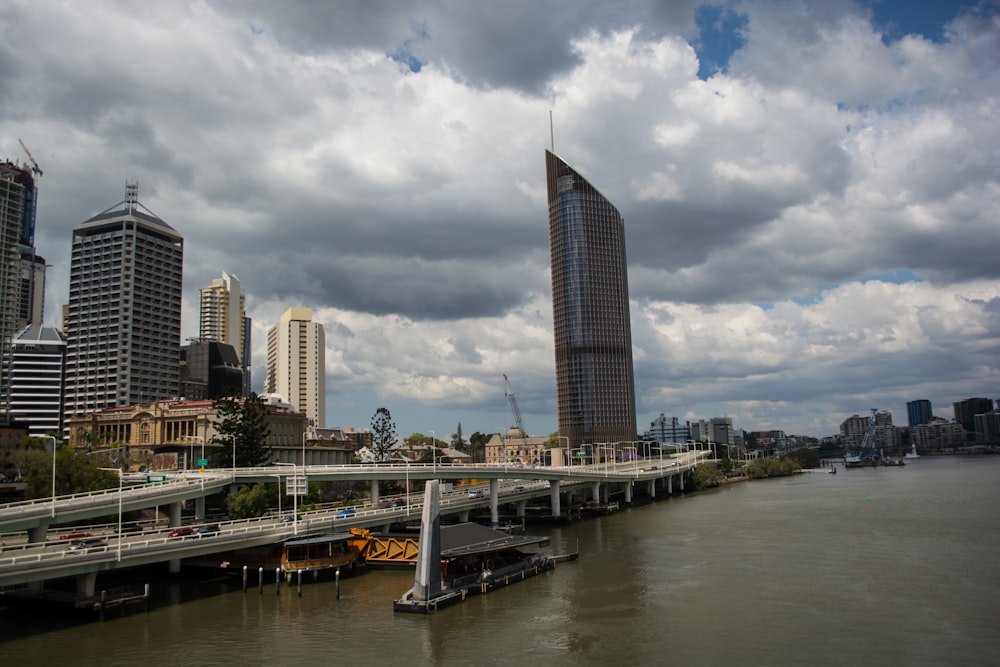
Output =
[{"x1": 546, "y1": 150, "x2": 637, "y2": 449}]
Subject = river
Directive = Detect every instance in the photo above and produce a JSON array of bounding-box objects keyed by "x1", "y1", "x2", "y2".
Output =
[{"x1": 4, "y1": 454, "x2": 999, "y2": 666}]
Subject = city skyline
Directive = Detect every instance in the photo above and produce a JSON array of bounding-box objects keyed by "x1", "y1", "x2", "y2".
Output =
[{"x1": 1, "y1": 1, "x2": 998, "y2": 439}]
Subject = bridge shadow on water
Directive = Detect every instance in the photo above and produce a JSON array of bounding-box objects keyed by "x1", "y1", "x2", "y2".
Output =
[{"x1": 0, "y1": 563, "x2": 251, "y2": 639}]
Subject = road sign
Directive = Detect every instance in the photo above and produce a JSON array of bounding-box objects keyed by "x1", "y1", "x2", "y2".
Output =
[
  {"x1": 147, "y1": 475, "x2": 166, "y2": 483},
  {"x1": 287, "y1": 475, "x2": 308, "y2": 496},
  {"x1": 577, "y1": 452, "x2": 586, "y2": 457},
  {"x1": 197, "y1": 459, "x2": 209, "y2": 467}
]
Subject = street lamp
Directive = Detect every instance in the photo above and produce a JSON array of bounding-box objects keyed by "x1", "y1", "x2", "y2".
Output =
[
  {"x1": 47, "y1": 436, "x2": 57, "y2": 517},
  {"x1": 427, "y1": 430, "x2": 436, "y2": 472},
  {"x1": 230, "y1": 434, "x2": 237, "y2": 474},
  {"x1": 98, "y1": 467, "x2": 124, "y2": 561}
]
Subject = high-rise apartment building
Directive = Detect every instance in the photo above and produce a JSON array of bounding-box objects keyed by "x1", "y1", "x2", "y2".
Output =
[
  {"x1": 906, "y1": 399, "x2": 933, "y2": 429},
  {"x1": 953, "y1": 397, "x2": 994, "y2": 439},
  {"x1": 545, "y1": 150, "x2": 637, "y2": 449},
  {"x1": 63, "y1": 182, "x2": 183, "y2": 426},
  {"x1": 9, "y1": 325, "x2": 65, "y2": 437},
  {"x1": 1, "y1": 160, "x2": 43, "y2": 423},
  {"x1": 199, "y1": 272, "x2": 250, "y2": 395},
  {"x1": 265, "y1": 307, "x2": 325, "y2": 428}
]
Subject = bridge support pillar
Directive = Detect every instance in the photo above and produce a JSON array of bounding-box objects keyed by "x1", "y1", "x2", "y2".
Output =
[
  {"x1": 28, "y1": 525, "x2": 48, "y2": 544},
  {"x1": 679, "y1": 473, "x2": 685, "y2": 492},
  {"x1": 591, "y1": 482, "x2": 600, "y2": 503},
  {"x1": 624, "y1": 482, "x2": 632, "y2": 505},
  {"x1": 549, "y1": 480, "x2": 561, "y2": 518},
  {"x1": 457, "y1": 510, "x2": 470, "y2": 522},
  {"x1": 667, "y1": 475, "x2": 673, "y2": 495},
  {"x1": 647, "y1": 479, "x2": 656, "y2": 499},
  {"x1": 76, "y1": 572, "x2": 98, "y2": 598},
  {"x1": 489, "y1": 479, "x2": 499, "y2": 528},
  {"x1": 370, "y1": 479, "x2": 380, "y2": 506},
  {"x1": 168, "y1": 501, "x2": 183, "y2": 574},
  {"x1": 600, "y1": 485, "x2": 609, "y2": 503},
  {"x1": 194, "y1": 496, "x2": 205, "y2": 521},
  {"x1": 515, "y1": 500, "x2": 527, "y2": 517}
]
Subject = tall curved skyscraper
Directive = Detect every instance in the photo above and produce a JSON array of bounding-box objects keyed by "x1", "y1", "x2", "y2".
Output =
[{"x1": 546, "y1": 150, "x2": 637, "y2": 450}]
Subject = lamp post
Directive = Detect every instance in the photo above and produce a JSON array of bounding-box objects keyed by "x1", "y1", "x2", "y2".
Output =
[
  {"x1": 427, "y1": 430, "x2": 436, "y2": 472},
  {"x1": 230, "y1": 434, "x2": 237, "y2": 474},
  {"x1": 47, "y1": 436, "x2": 57, "y2": 517},
  {"x1": 98, "y1": 467, "x2": 124, "y2": 561},
  {"x1": 558, "y1": 436, "x2": 569, "y2": 467}
]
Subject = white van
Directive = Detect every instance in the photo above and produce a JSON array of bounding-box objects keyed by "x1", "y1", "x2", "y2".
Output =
[{"x1": 468, "y1": 489, "x2": 484, "y2": 499}]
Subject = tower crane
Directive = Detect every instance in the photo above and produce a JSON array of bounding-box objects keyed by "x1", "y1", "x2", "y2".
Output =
[
  {"x1": 18, "y1": 139, "x2": 43, "y2": 177},
  {"x1": 503, "y1": 373, "x2": 526, "y2": 436}
]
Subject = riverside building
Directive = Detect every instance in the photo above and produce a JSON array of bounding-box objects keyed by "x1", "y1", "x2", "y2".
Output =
[
  {"x1": 265, "y1": 307, "x2": 326, "y2": 429},
  {"x1": 62, "y1": 181, "x2": 183, "y2": 429},
  {"x1": 545, "y1": 150, "x2": 637, "y2": 451}
]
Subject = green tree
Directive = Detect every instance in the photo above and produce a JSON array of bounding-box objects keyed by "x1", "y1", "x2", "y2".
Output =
[
  {"x1": 370, "y1": 407, "x2": 398, "y2": 462},
  {"x1": 692, "y1": 463, "x2": 723, "y2": 490},
  {"x1": 468, "y1": 432, "x2": 489, "y2": 463},
  {"x1": 450, "y1": 422, "x2": 466, "y2": 450},
  {"x1": 783, "y1": 447, "x2": 820, "y2": 469},
  {"x1": 224, "y1": 483, "x2": 273, "y2": 519},
  {"x1": 14, "y1": 441, "x2": 118, "y2": 499},
  {"x1": 211, "y1": 391, "x2": 272, "y2": 468}
]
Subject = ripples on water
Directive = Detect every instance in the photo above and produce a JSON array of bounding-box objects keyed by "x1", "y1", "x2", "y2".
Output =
[{"x1": 5, "y1": 456, "x2": 1000, "y2": 666}]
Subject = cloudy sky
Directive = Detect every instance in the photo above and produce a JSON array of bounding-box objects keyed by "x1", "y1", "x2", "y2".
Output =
[{"x1": 3, "y1": 0, "x2": 998, "y2": 441}]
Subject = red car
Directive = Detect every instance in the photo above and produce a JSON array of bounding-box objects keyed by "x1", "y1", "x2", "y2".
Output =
[
  {"x1": 168, "y1": 527, "x2": 195, "y2": 538},
  {"x1": 59, "y1": 531, "x2": 93, "y2": 540}
]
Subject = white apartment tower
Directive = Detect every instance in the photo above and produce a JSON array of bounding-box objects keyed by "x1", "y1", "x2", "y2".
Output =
[
  {"x1": 10, "y1": 325, "x2": 65, "y2": 437},
  {"x1": 199, "y1": 272, "x2": 250, "y2": 394},
  {"x1": 265, "y1": 307, "x2": 325, "y2": 428},
  {"x1": 63, "y1": 182, "x2": 183, "y2": 425}
]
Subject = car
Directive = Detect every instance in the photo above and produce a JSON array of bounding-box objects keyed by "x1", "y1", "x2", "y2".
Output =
[
  {"x1": 281, "y1": 514, "x2": 302, "y2": 523},
  {"x1": 59, "y1": 531, "x2": 93, "y2": 540},
  {"x1": 468, "y1": 489, "x2": 484, "y2": 499},
  {"x1": 335, "y1": 508, "x2": 356, "y2": 518},
  {"x1": 67, "y1": 538, "x2": 107, "y2": 554},
  {"x1": 513, "y1": 485, "x2": 525, "y2": 492},
  {"x1": 168, "y1": 527, "x2": 195, "y2": 538},
  {"x1": 193, "y1": 524, "x2": 220, "y2": 536},
  {"x1": 390, "y1": 498, "x2": 406, "y2": 508}
]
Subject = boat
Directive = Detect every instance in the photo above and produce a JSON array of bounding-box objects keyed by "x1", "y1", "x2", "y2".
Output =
[{"x1": 904, "y1": 444, "x2": 920, "y2": 459}]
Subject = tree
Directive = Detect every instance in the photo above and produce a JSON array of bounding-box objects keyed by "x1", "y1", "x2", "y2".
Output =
[
  {"x1": 224, "y1": 483, "x2": 273, "y2": 519},
  {"x1": 14, "y1": 441, "x2": 118, "y2": 499},
  {"x1": 692, "y1": 463, "x2": 723, "y2": 490},
  {"x1": 468, "y1": 432, "x2": 489, "y2": 463},
  {"x1": 370, "y1": 407, "x2": 398, "y2": 462},
  {"x1": 450, "y1": 422, "x2": 466, "y2": 450},
  {"x1": 211, "y1": 391, "x2": 272, "y2": 468}
]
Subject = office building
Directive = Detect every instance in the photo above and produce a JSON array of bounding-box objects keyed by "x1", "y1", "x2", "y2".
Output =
[
  {"x1": 63, "y1": 181, "x2": 183, "y2": 426},
  {"x1": 906, "y1": 399, "x2": 933, "y2": 429},
  {"x1": 179, "y1": 341, "x2": 244, "y2": 400},
  {"x1": 545, "y1": 150, "x2": 636, "y2": 449},
  {"x1": 643, "y1": 414, "x2": 691, "y2": 444},
  {"x1": 199, "y1": 272, "x2": 251, "y2": 394},
  {"x1": 9, "y1": 325, "x2": 65, "y2": 437},
  {"x1": 265, "y1": 307, "x2": 325, "y2": 428}
]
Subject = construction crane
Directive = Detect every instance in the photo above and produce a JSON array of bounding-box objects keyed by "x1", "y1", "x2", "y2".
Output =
[
  {"x1": 503, "y1": 373, "x2": 526, "y2": 436},
  {"x1": 18, "y1": 139, "x2": 43, "y2": 177}
]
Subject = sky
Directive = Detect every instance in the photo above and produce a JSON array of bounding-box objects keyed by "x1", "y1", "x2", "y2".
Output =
[{"x1": 2, "y1": 0, "x2": 998, "y2": 441}]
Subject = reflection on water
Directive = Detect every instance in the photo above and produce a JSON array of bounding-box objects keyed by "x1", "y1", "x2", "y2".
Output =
[{"x1": 4, "y1": 456, "x2": 1000, "y2": 666}]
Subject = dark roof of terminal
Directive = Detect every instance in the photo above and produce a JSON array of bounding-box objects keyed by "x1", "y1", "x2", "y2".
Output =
[{"x1": 440, "y1": 523, "x2": 549, "y2": 558}]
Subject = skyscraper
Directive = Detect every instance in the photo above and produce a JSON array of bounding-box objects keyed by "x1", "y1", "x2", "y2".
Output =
[
  {"x1": 1, "y1": 159, "x2": 41, "y2": 422},
  {"x1": 265, "y1": 307, "x2": 325, "y2": 428},
  {"x1": 63, "y1": 181, "x2": 183, "y2": 425},
  {"x1": 199, "y1": 271, "x2": 250, "y2": 395},
  {"x1": 545, "y1": 150, "x2": 637, "y2": 448},
  {"x1": 906, "y1": 399, "x2": 933, "y2": 429},
  {"x1": 9, "y1": 325, "x2": 65, "y2": 437}
]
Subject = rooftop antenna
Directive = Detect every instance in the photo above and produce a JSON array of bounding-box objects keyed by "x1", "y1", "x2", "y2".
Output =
[
  {"x1": 549, "y1": 110, "x2": 555, "y2": 152},
  {"x1": 125, "y1": 177, "x2": 138, "y2": 213}
]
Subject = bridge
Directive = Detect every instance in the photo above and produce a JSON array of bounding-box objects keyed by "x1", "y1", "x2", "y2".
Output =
[{"x1": 0, "y1": 451, "x2": 708, "y2": 594}]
